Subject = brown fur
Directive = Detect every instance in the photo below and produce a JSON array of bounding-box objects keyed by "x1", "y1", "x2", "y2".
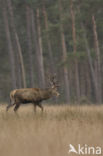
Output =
[{"x1": 7, "y1": 86, "x2": 59, "y2": 112}]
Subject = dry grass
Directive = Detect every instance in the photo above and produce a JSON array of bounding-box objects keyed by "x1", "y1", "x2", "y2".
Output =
[{"x1": 0, "y1": 104, "x2": 103, "y2": 156}]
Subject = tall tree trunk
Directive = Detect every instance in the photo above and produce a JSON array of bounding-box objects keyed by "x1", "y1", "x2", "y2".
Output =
[
  {"x1": 31, "y1": 9, "x2": 39, "y2": 87},
  {"x1": 15, "y1": 54, "x2": 22, "y2": 88},
  {"x1": 42, "y1": 0, "x2": 54, "y2": 73},
  {"x1": 2, "y1": 1, "x2": 16, "y2": 89},
  {"x1": 58, "y1": 0, "x2": 70, "y2": 103},
  {"x1": 26, "y1": 4, "x2": 34, "y2": 87},
  {"x1": 70, "y1": 0, "x2": 80, "y2": 102},
  {"x1": 81, "y1": 24, "x2": 100, "y2": 103},
  {"x1": 35, "y1": 8, "x2": 45, "y2": 88},
  {"x1": 6, "y1": 0, "x2": 26, "y2": 88},
  {"x1": 92, "y1": 15, "x2": 102, "y2": 103},
  {"x1": 77, "y1": 3, "x2": 101, "y2": 103},
  {"x1": 80, "y1": 62, "x2": 86, "y2": 97},
  {"x1": 86, "y1": 63, "x2": 92, "y2": 101}
]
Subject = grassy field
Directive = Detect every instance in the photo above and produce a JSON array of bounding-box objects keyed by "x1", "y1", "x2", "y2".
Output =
[{"x1": 0, "y1": 104, "x2": 103, "y2": 156}]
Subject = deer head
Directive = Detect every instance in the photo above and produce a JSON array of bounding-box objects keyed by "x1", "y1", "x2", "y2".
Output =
[{"x1": 48, "y1": 74, "x2": 60, "y2": 97}]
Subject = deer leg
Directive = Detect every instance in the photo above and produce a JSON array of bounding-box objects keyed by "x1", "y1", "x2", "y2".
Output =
[
  {"x1": 6, "y1": 103, "x2": 15, "y2": 112},
  {"x1": 37, "y1": 103, "x2": 43, "y2": 112},
  {"x1": 14, "y1": 103, "x2": 20, "y2": 112}
]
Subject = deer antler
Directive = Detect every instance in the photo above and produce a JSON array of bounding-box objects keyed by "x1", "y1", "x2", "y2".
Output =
[
  {"x1": 46, "y1": 72, "x2": 59, "y2": 87},
  {"x1": 48, "y1": 74, "x2": 59, "y2": 87}
]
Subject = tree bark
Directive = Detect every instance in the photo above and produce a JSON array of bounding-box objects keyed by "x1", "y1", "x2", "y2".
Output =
[
  {"x1": 81, "y1": 24, "x2": 100, "y2": 103},
  {"x1": 77, "y1": 3, "x2": 101, "y2": 103},
  {"x1": 42, "y1": 0, "x2": 54, "y2": 73},
  {"x1": 70, "y1": 0, "x2": 80, "y2": 102},
  {"x1": 80, "y1": 62, "x2": 86, "y2": 97},
  {"x1": 92, "y1": 15, "x2": 102, "y2": 103},
  {"x1": 35, "y1": 8, "x2": 45, "y2": 88},
  {"x1": 59, "y1": 0, "x2": 70, "y2": 103},
  {"x1": 6, "y1": 0, "x2": 26, "y2": 88},
  {"x1": 2, "y1": 1, "x2": 16, "y2": 89},
  {"x1": 26, "y1": 4, "x2": 34, "y2": 87},
  {"x1": 86, "y1": 63, "x2": 92, "y2": 100}
]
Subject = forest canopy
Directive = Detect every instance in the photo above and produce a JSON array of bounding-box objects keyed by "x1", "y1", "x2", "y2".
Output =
[{"x1": 0, "y1": 0, "x2": 103, "y2": 104}]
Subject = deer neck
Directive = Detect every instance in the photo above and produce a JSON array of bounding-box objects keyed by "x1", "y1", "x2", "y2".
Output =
[{"x1": 41, "y1": 88, "x2": 53, "y2": 100}]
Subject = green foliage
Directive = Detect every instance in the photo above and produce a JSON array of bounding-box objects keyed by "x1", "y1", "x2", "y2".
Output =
[{"x1": 0, "y1": 0, "x2": 103, "y2": 103}]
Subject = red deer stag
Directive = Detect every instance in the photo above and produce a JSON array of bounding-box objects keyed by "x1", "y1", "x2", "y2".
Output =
[{"x1": 6, "y1": 76, "x2": 59, "y2": 112}]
